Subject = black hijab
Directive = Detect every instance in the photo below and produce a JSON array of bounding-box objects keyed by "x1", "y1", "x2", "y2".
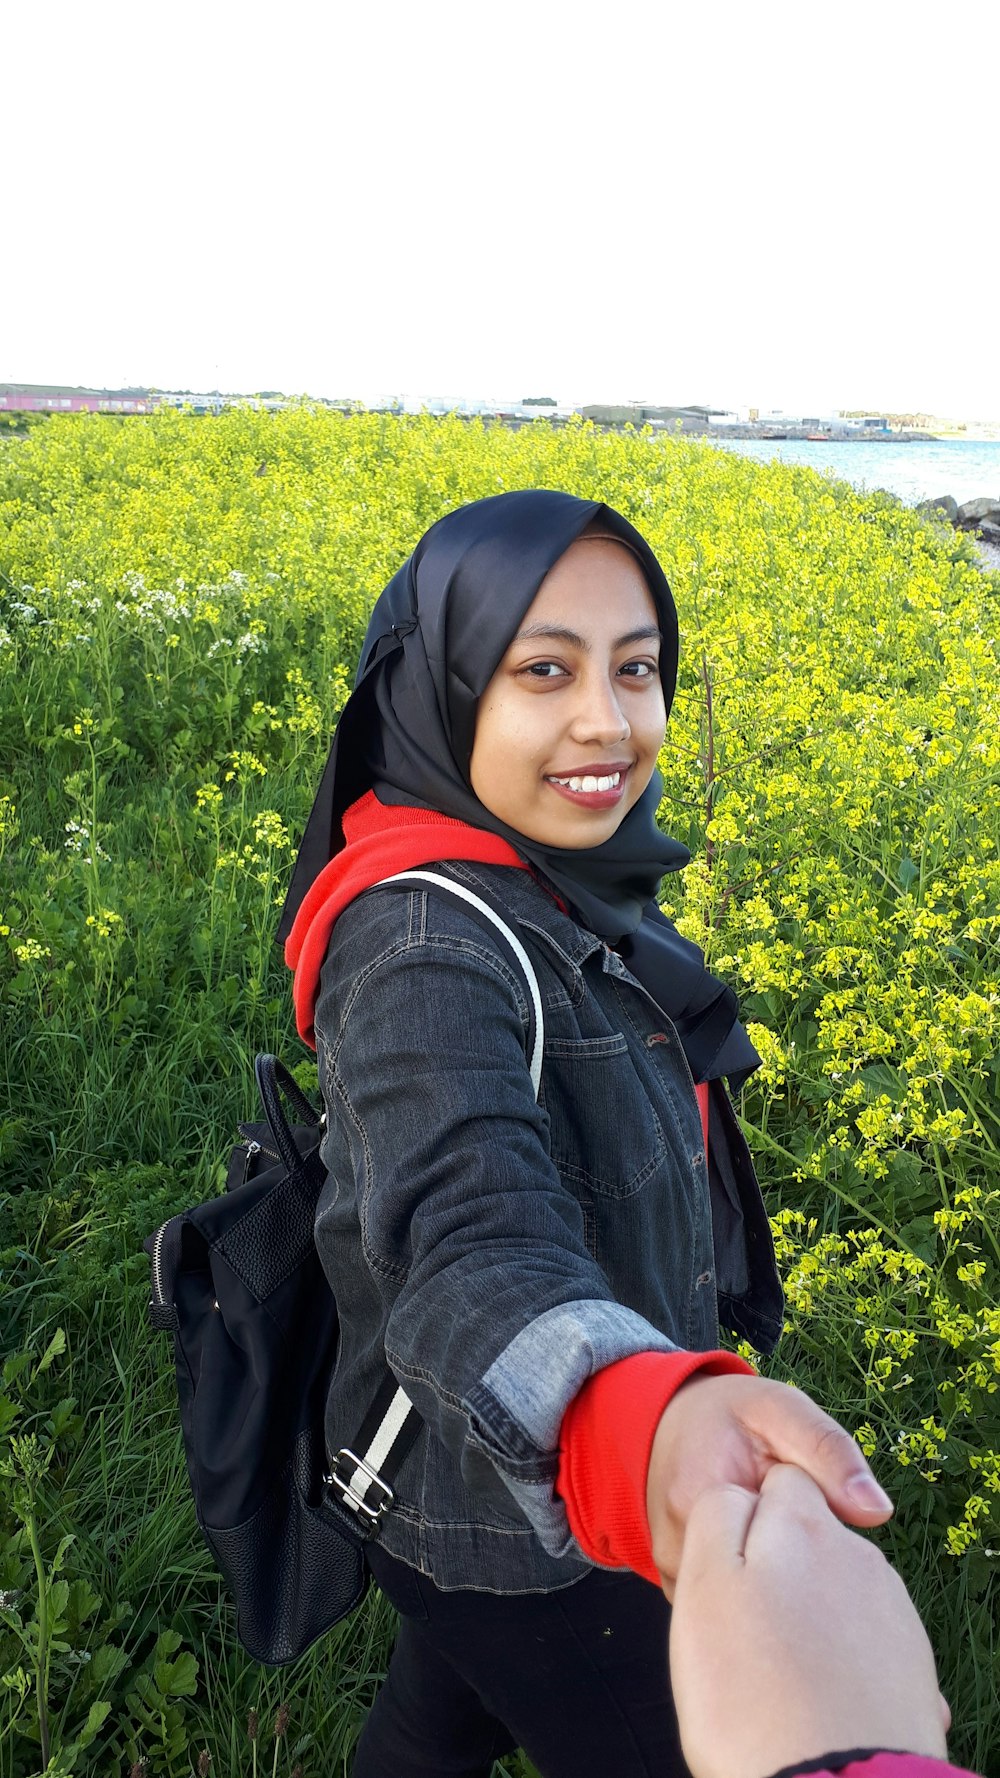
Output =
[{"x1": 278, "y1": 489, "x2": 759, "y2": 1086}]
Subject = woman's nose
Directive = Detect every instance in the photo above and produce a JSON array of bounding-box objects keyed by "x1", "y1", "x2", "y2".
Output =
[{"x1": 569, "y1": 674, "x2": 631, "y2": 746}]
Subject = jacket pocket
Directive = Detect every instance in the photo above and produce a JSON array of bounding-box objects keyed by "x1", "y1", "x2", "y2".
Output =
[{"x1": 542, "y1": 1033, "x2": 666, "y2": 1199}]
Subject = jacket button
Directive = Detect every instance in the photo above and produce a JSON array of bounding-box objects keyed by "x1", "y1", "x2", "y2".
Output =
[
  {"x1": 696, "y1": 1270, "x2": 713, "y2": 1287},
  {"x1": 645, "y1": 1031, "x2": 669, "y2": 1046}
]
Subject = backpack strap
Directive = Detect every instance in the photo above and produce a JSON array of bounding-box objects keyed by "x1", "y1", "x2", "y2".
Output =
[
  {"x1": 328, "y1": 868, "x2": 545, "y2": 1530},
  {"x1": 327, "y1": 1370, "x2": 426, "y2": 1529},
  {"x1": 375, "y1": 868, "x2": 544, "y2": 1096}
]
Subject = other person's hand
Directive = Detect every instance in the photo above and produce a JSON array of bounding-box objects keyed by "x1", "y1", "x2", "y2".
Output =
[
  {"x1": 645, "y1": 1371, "x2": 893, "y2": 1598},
  {"x1": 667, "y1": 1463, "x2": 950, "y2": 1778}
]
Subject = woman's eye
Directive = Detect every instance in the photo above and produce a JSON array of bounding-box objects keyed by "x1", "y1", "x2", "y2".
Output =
[
  {"x1": 618, "y1": 660, "x2": 658, "y2": 679},
  {"x1": 522, "y1": 661, "x2": 567, "y2": 679}
]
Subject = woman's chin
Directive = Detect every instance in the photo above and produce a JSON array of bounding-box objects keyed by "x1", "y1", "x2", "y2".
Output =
[{"x1": 508, "y1": 800, "x2": 632, "y2": 850}]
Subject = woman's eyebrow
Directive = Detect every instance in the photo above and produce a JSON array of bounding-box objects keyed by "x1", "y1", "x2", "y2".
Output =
[
  {"x1": 514, "y1": 623, "x2": 662, "y2": 650},
  {"x1": 615, "y1": 625, "x2": 662, "y2": 648}
]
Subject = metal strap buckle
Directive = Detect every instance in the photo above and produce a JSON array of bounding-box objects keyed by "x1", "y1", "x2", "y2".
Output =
[{"x1": 328, "y1": 1448, "x2": 395, "y2": 1524}]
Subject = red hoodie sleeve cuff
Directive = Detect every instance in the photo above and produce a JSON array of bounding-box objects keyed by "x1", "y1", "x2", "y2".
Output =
[{"x1": 556, "y1": 1348, "x2": 756, "y2": 1584}]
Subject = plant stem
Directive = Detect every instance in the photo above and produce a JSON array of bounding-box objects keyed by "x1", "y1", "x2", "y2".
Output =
[
  {"x1": 24, "y1": 1508, "x2": 50, "y2": 1773},
  {"x1": 700, "y1": 653, "x2": 716, "y2": 887},
  {"x1": 739, "y1": 1115, "x2": 928, "y2": 1269}
]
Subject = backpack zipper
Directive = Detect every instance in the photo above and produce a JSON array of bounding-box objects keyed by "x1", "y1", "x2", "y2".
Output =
[
  {"x1": 242, "y1": 1137, "x2": 282, "y2": 1164},
  {"x1": 150, "y1": 1220, "x2": 168, "y2": 1308},
  {"x1": 149, "y1": 1134, "x2": 282, "y2": 1309}
]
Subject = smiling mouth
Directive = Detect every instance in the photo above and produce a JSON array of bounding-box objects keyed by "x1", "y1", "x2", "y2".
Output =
[
  {"x1": 544, "y1": 765, "x2": 632, "y2": 807},
  {"x1": 547, "y1": 770, "x2": 624, "y2": 794}
]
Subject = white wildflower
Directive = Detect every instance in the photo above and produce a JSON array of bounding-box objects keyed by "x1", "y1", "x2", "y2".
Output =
[{"x1": 235, "y1": 631, "x2": 266, "y2": 657}]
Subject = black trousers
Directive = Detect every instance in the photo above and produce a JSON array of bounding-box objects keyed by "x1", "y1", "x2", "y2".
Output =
[{"x1": 352, "y1": 1545, "x2": 690, "y2": 1778}]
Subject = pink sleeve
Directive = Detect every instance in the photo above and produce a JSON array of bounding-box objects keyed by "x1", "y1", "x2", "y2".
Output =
[
  {"x1": 767, "y1": 1751, "x2": 981, "y2": 1778},
  {"x1": 695, "y1": 1080, "x2": 710, "y2": 1152}
]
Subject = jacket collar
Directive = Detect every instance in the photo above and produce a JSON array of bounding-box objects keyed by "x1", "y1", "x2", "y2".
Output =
[{"x1": 438, "y1": 859, "x2": 609, "y2": 978}]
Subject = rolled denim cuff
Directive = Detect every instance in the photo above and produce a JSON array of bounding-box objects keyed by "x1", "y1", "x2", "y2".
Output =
[{"x1": 464, "y1": 1299, "x2": 679, "y2": 1558}]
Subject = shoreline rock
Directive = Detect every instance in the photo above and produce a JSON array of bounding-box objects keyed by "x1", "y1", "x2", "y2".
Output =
[
  {"x1": 915, "y1": 493, "x2": 1000, "y2": 569},
  {"x1": 916, "y1": 494, "x2": 959, "y2": 524},
  {"x1": 956, "y1": 495, "x2": 1000, "y2": 525}
]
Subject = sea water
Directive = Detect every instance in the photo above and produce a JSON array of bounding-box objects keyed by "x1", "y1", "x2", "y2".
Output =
[{"x1": 704, "y1": 437, "x2": 1000, "y2": 507}]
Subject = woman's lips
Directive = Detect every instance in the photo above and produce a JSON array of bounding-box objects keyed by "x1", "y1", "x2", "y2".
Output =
[{"x1": 544, "y1": 765, "x2": 631, "y2": 809}]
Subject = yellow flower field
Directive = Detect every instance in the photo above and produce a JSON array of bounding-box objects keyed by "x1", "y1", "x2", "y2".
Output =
[{"x1": 1, "y1": 408, "x2": 997, "y2": 1776}]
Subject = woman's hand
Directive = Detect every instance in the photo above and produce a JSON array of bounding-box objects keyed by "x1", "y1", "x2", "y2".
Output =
[
  {"x1": 667, "y1": 1463, "x2": 950, "y2": 1778},
  {"x1": 645, "y1": 1370, "x2": 894, "y2": 1599}
]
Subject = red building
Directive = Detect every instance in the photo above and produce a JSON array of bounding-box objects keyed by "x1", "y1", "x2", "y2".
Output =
[{"x1": 0, "y1": 383, "x2": 159, "y2": 413}]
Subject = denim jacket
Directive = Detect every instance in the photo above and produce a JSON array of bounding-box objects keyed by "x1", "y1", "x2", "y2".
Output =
[{"x1": 313, "y1": 860, "x2": 783, "y2": 1593}]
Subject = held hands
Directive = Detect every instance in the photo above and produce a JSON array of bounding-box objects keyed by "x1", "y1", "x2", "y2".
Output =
[
  {"x1": 645, "y1": 1371, "x2": 895, "y2": 1600},
  {"x1": 667, "y1": 1464, "x2": 951, "y2": 1778}
]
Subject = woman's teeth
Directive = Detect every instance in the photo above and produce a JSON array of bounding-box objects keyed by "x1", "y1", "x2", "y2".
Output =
[{"x1": 549, "y1": 771, "x2": 622, "y2": 794}]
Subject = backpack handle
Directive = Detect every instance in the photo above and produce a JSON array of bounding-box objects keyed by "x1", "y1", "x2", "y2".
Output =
[{"x1": 254, "y1": 1054, "x2": 322, "y2": 1177}]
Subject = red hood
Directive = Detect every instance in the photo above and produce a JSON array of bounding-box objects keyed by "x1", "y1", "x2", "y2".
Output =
[{"x1": 285, "y1": 791, "x2": 528, "y2": 1048}]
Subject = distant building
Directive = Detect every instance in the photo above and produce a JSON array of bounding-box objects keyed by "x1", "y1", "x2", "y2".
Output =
[
  {"x1": 578, "y1": 403, "x2": 728, "y2": 431},
  {"x1": 0, "y1": 382, "x2": 157, "y2": 413},
  {"x1": 578, "y1": 404, "x2": 638, "y2": 426},
  {"x1": 638, "y1": 405, "x2": 716, "y2": 431},
  {"x1": 158, "y1": 391, "x2": 228, "y2": 413}
]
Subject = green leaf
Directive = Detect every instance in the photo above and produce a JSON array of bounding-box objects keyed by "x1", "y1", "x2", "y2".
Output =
[
  {"x1": 48, "y1": 1396, "x2": 82, "y2": 1442},
  {"x1": 47, "y1": 1578, "x2": 70, "y2": 1628},
  {"x1": 50, "y1": 1532, "x2": 75, "y2": 1574},
  {"x1": 88, "y1": 1642, "x2": 129, "y2": 1686},
  {"x1": 0, "y1": 1393, "x2": 19, "y2": 1437},
  {"x1": 77, "y1": 1697, "x2": 112, "y2": 1747},
  {"x1": 965, "y1": 1551, "x2": 994, "y2": 1602},
  {"x1": 65, "y1": 1577, "x2": 102, "y2": 1633},
  {"x1": 897, "y1": 856, "x2": 919, "y2": 891},
  {"x1": 860, "y1": 1063, "x2": 905, "y2": 1102},
  {"x1": 34, "y1": 1327, "x2": 67, "y2": 1375},
  {"x1": 154, "y1": 1649, "x2": 199, "y2": 1697},
  {"x1": 53, "y1": 1698, "x2": 113, "y2": 1775},
  {"x1": 898, "y1": 1216, "x2": 937, "y2": 1264},
  {"x1": 885, "y1": 1151, "x2": 925, "y2": 1189},
  {"x1": 3, "y1": 1351, "x2": 32, "y2": 1387}
]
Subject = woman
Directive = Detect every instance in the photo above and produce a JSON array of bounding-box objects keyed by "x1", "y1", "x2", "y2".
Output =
[{"x1": 278, "y1": 490, "x2": 896, "y2": 1778}]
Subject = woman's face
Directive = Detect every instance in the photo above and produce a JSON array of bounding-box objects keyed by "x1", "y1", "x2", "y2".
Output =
[{"x1": 468, "y1": 537, "x2": 667, "y2": 848}]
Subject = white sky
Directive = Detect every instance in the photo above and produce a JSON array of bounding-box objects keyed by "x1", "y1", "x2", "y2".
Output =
[{"x1": 5, "y1": 0, "x2": 998, "y2": 418}]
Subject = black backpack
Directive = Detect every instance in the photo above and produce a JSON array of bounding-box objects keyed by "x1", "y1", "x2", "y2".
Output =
[{"x1": 145, "y1": 870, "x2": 543, "y2": 1665}]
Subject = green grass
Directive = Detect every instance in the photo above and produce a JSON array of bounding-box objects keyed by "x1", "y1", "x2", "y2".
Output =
[{"x1": 2, "y1": 407, "x2": 998, "y2": 1775}]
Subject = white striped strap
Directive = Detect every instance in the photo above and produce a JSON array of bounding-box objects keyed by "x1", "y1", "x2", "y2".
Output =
[
  {"x1": 375, "y1": 868, "x2": 545, "y2": 1098},
  {"x1": 329, "y1": 1375, "x2": 419, "y2": 1527},
  {"x1": 328, "y1": 868, "x2": 545, "y2": 1530}
]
